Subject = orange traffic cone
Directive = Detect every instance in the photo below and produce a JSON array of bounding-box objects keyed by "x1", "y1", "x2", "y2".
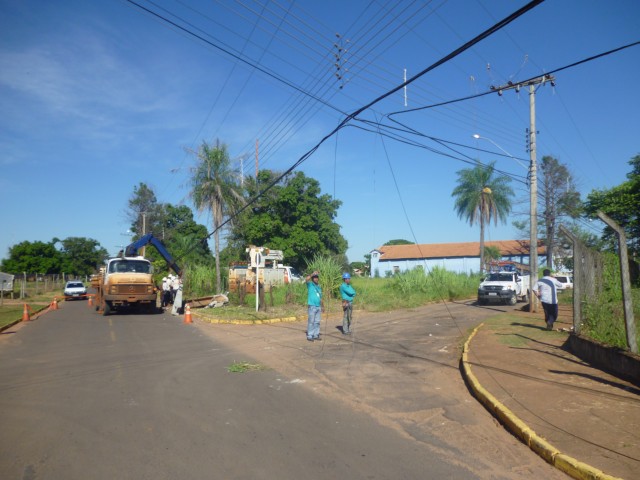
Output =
[
  {"x1": 88, "y1": 295, "x2": 93, "y2": 307},
  {"x1": 50, "y1": 297, "x2": 58, "y2": 310},
  {"x1": 183, "y1": 304, "x2": 193, "y2": 324},
  {"x1": 22, "y1": 304, "x2": 30, "y2": 322}
]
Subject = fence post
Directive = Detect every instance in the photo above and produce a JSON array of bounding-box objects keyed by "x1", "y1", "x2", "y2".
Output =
[
  {"x1": 559, "y1": 226, "x2": 581, "y2": 333},
  {"x1": 597, "y1": 211, "x2": 637, "y2": 354}
]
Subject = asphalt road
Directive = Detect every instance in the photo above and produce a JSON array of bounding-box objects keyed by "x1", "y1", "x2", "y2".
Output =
[{"x1": 0, "y1": 299, "x2": 505, "y2": 480}]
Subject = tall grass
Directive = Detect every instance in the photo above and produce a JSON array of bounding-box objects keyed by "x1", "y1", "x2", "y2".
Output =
[
  {"x1": 582, "y1": 253, "x2": 640, "y2": 351},
  {"x1": 390, "y1": 266, "x2": 481, "y2": 303}
]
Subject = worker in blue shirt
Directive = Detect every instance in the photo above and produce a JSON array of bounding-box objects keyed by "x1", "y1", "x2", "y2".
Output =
[
  {"x1": 339, "y1": 273, "x2": 356, "y2": 335},
  {"x1": 306, "y1": 271, "x2": 323, "y2": 341}
]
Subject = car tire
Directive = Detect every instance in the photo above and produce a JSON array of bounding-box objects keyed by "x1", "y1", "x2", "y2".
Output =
[{"x1": 508, "y1": 294, "x2": 517, "y2": 306}]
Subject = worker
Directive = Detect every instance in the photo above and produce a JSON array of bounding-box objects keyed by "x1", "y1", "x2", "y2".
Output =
[
  {"x1": 339, "y1": 273, "x2": 356, "y2": 334},
  {"x1": 305, "y1": 271, "x2": 323, "y2": 341},
  {"x1": 171, "y1": 274, "x2": 184, "y2": 316},
  {"x1": 161, "y1": 276, "x2": 171, "y2": 309}
]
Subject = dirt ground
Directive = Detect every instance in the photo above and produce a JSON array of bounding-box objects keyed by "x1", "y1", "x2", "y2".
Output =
[{"x1": 193, "y1": 302, "x2": 572, "y2": 479}]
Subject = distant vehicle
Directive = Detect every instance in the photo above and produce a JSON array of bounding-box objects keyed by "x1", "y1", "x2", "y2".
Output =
[
  {"x1": 64, "y1": 281, "x2": 88, "y2": 300},
  {"x1": 555, "y1": 274, "x2": 573, "y2": 290}
]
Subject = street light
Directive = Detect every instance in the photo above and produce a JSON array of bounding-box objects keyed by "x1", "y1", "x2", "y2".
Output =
[{"x1": 472, "y1": 134, "x2": 528, "y2": 171}]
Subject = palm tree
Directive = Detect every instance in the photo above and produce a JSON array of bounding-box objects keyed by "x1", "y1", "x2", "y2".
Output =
[
  {"x1": 190, "y1": 140, "x2": 244, "y2": 293},
  {"x1": 452, "y1": 162, "x2": 514, "y2": 273}
]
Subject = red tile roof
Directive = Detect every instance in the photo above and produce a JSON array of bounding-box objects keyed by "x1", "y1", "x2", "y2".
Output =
[{"x1": 374, "y1": 240, "x2": 545, "y2": 260}]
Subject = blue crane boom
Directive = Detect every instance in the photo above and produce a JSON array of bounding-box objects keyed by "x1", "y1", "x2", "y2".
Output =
[{"x1": 124, "y1": 234, "x2": 182, "y2": 276}]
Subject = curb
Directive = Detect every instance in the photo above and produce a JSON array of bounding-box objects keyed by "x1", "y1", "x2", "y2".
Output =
[
  {"x1": 0, "y1": 304, "x2": 52, "y2": 333},
  {"x1": 461, "y1": 323, "x2": 623, "y2": 480},
  {"x1": 193, "y1": 311, "x2": 302, "y2": 325},
  {"x1": 192, "y1": 309, "x2": 348, "y2": 326}
]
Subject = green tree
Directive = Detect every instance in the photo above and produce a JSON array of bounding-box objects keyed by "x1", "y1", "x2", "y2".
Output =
[
  {"x1": 452, "y1": 162, "x2": 513, "y2": 273},
  {"x1": 584, "y1": 154, "x2": 640, "y2": 259},
  {"x1": 126, "y1": 183, "x2": 165, "y2": 238},
  {"x1": 59, "y1": 237, "x2": 108, "y2": 276},
  {"x1": 484, "y1": 245, "x2": 502, "y2": 265},
  {"x1": 384, "y1": 239, "x2": 414, "y2": 245},
  {"x1": 229, "y1": 170, "x2": 348, "y2": 272},
  {"x1": 1, "y1": 240, "x2": 62, "y2": 274},
  {"x1": 189, "y1": 139, "x2": 244, "y2": 293}
]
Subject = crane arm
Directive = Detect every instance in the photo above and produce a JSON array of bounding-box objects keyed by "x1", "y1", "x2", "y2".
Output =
[{"x1": 125, "y1": 234, "x2": 182, "y2": 276}]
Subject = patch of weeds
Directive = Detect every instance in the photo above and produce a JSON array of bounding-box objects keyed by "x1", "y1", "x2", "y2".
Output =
[{"x1": 227, "y1": 361, "x2": 268, "y2": 373}]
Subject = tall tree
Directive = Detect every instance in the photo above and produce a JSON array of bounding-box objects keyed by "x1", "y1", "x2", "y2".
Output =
[
  {"x1": 539, "y1": 155, "x2": 582, "y2": 269},
  {"x1": 59, "y1": 237, "x2": 108, "y2": 276},
  {"x1": 1, "y1": 240, "x2": 62, "y2": 274},
  {"x1": 584, "y1": 154, "x2": 640, "y2": 259},
  {"x1": 189, "y1": 140, "x2": 244, "y2": 292},
  {"x1": 126, "y1": 183, "x2": 164, "y2": 238},
  {"x1": 229, "y1": 170, "x2": 348, "y2": 271},
  {"x1": 452, "y1": 162, "x2": 513, "y2": 273}
]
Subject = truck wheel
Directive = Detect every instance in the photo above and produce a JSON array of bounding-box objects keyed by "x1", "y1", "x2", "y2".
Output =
[
  {"x1": 102, "y1": 301, "x2": 112, "y2": 316},
  {"x1": 477, "y1": 297, "x2": 486, "y2": 306},
  {"x1": 507, "y1": 294, "x2": 517, "y2": 306}
]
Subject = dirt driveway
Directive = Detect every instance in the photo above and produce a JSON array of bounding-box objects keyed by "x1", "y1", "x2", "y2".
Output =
[{"x1": 194, "y1": 300, "x2": 567, "y2": 479}]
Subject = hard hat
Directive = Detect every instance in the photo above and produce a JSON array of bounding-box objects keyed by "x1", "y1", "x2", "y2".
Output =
[
  {"x1": 342, "y1": 273, "x2": 351, "y2": 279},
  {"x1": 162, "y1": 277, "x2": 167, "y2": 281}
]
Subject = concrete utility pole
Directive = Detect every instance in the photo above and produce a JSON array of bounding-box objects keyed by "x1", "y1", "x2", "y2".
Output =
[{"x1": 490, "y1": 74, "x2": 555, "y2": 313}]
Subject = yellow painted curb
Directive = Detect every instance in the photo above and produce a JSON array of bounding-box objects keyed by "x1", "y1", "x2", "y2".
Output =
[
  {"x1": 461, "y1": 323, "x2": 623, "y2": 480},
  {"x1": 192, "y1": 311, "x2": 302, "y2": 325}
]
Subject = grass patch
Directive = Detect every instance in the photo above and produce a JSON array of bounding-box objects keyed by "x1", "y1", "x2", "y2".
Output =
[
  {"x1": 482, "y1": 313, "x2": 562, "y2": 348},
  {"x1": 227, "y1": 361, "x2": 267, "y2": 373}
]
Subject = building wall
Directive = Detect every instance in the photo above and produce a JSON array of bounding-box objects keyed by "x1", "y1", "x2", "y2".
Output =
[{"x1": 370, "y1": 250, "x2": 532, "y2": 277}]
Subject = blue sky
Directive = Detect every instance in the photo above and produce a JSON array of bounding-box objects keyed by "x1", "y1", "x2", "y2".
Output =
[{"x1": 1, "y1": 0, "x2": 639, "y2": 267}]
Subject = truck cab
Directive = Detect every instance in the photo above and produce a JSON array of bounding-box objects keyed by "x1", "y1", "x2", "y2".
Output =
[
  {"x1": 97, "y1": 256, "x2": 157, "y2": 315},
  {"x1": 478, "y1": 270, "x2": 530, "y2": 306}
]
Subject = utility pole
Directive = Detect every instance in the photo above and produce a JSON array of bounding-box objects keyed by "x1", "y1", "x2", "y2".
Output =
[
  {"x1": 141, "y1": 212, "x2": 147, "y2": 258},
  {"x1": 255, "y1": 139, "x2": 259, "y2": 178},
  {"x1": 490, "y1": 74, "x2": 555, "y2": 313}
]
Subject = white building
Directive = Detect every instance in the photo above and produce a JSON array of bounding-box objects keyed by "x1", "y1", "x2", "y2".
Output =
[{"x1": 370, "y1": 240, "x2": 546, "y2": 277}]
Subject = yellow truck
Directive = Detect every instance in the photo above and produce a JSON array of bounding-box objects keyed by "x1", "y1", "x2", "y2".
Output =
[
  {"x1": 93, "y1": 257, "x2": 157, "y2": 315},
  {"x1": 93, "y1": 234, "x2": 181, "y2": 316}
]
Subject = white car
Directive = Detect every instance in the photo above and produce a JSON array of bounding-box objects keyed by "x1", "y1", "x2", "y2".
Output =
[
  {"x1": 64, "y1": 281, "x2": 88, "y2": 300},
  {"x1": 555, "y1": 274, "x2": 573, "y2": 290}
]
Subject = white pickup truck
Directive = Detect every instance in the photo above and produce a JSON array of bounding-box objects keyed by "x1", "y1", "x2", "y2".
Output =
[{"x1": 477, "y1": 271, "x2": 530, "y2": 305}]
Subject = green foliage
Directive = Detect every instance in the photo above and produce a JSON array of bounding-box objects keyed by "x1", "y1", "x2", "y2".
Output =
[
  {"x1": 390, "y1": 266, "x2": 481, "y2": 302},
  {"x1": 582, "y1": 252, "x2": 640, "y2": 351},
  {"x1": 1, "y1": 240, "x2": 61, "y2": 274},
  {"x1": 189, "y1": 139, "x2": 244, "y2": 292},
  {"x1": 126, "y1": 185, "x2": 214, "y2": 274},
  {"x1": 181, "y1": 263, "x2": 218, "y2": 297},
  {"x1": 305, "y1": 253, "x2": 343, "y2": 299},
  {"x1": 59, "y1": 237, "x2": 108, "y2": 276},
  {"x1": 452, "y1": 162, "x2": 513, "y2": 270},
  {"x1": 1, "y1": 238, "x2": 106, "y2": 276},
  {"x1": 229, "y1": 170, "x2": 348, "y2": 272},
  {"x1": 584, "y1": 154, "x2": 640, "y2": 259},
  {"x1": 384, "y1": 239, "x2": 414, "y2": 245},
  {"x1": 127, "y1": 183, "x2": 165, "y2": 237}
]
